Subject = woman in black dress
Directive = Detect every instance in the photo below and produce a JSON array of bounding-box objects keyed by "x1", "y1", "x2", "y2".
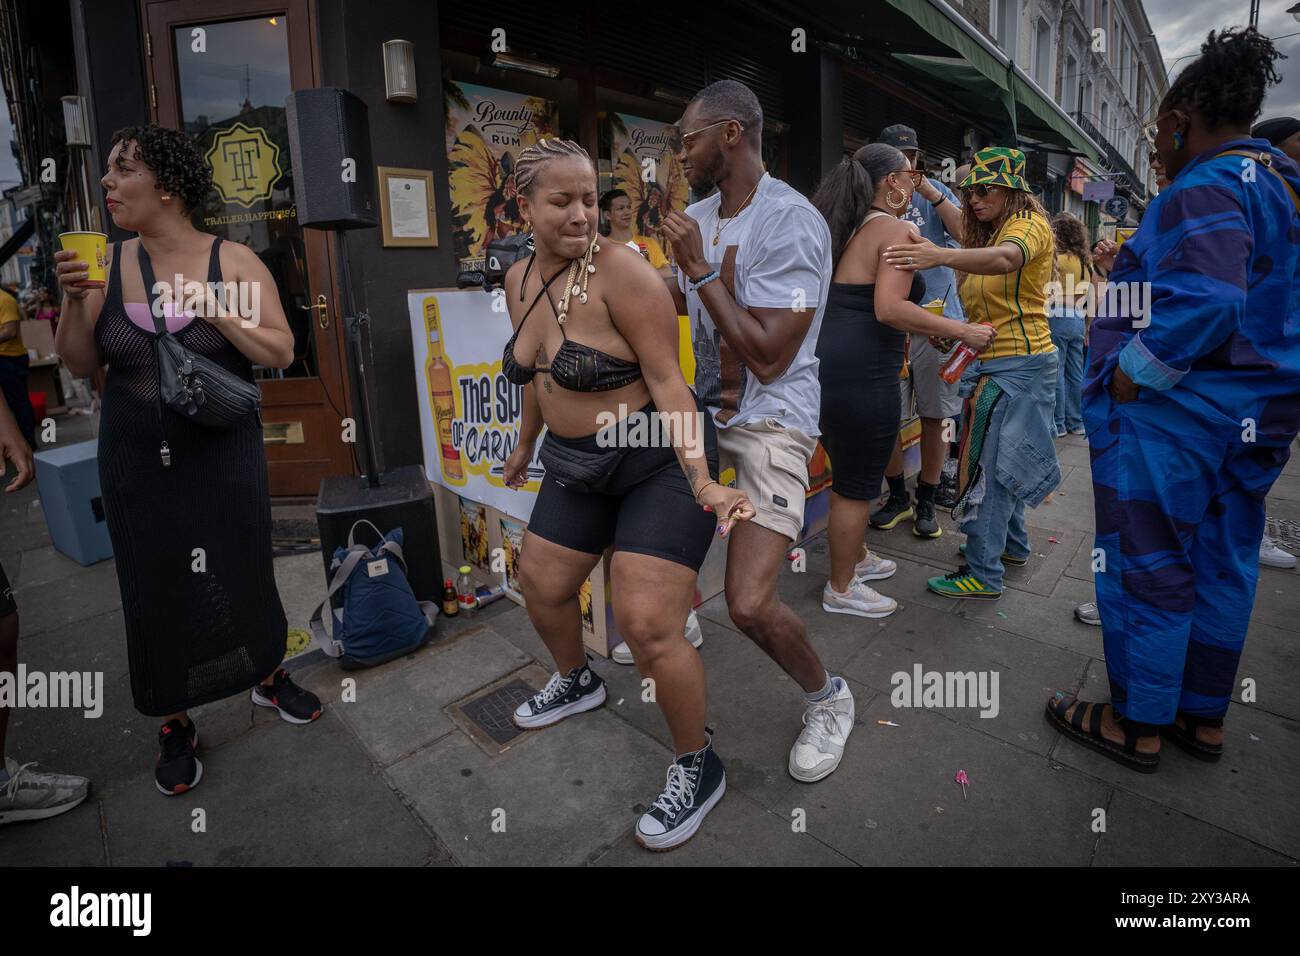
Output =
[
  {"x1": 811, "y1": 144, "x2": 993, "y2": 619},
  {"x1": 54, "y1": 126, "x2": 321, "y2": 796}
]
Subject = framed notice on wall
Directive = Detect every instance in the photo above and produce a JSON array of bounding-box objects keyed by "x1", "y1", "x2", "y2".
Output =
[{"x1": 378, "y1": 166, "x2": 437, "y2": 247}]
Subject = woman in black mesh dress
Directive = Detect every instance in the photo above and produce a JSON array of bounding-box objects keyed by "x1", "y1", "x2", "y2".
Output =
[{"x1": 54, "y1": 126, "x2": 321, "y2": 796}]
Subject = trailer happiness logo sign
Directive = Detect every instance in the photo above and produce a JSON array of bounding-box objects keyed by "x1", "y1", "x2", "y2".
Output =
[{"x1": 205, "y1": 121, "x2": 283, "y2": 208}]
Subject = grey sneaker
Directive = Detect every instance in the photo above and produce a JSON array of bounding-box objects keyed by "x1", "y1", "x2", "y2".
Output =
[
  {"x1": 822, "y1": 578, "x2": 898, "y2": 618},
  {"x1": 854, "y1": 549, "x2": 897, "y2": 581},
  {"x1": 789, "y1": 678, "x2": 855, "y2": 782},
  {"x1": 0, "y1": 756, "x2": 90, "y2": 825},
  {"x1": 1074, "y1": 602, "x2": 1102, "y2": 626}
]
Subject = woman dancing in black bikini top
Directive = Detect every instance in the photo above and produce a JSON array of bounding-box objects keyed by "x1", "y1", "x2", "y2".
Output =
[{"x1": 499, "y1": 137, "x2": 752, "y2": 852}]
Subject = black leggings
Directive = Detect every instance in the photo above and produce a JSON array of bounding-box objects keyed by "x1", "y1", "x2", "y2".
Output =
[{"x1": 526, "y1": 401, "x2": 719, "y2": 571}]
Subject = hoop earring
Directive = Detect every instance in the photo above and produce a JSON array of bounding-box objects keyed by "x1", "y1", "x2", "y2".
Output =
[{"x1": 885, "y1": 188, "x2": 907, "y2": 210}]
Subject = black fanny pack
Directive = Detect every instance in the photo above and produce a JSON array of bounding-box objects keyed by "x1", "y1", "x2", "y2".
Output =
[
  {"x1": 538, "y1": 432, "x2": 627, "y2": 494},
  {"x1": 140, "y1": 240, "x2": 261, "y2": 431}
]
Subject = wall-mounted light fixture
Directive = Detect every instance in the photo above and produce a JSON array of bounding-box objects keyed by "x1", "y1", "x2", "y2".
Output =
[
  {"x1": 489, "y1": 53, "x2": 559, "y2": 79},
  {"x1": 61, "y1": 95, "x2": 91, "y2": 148},
  {"x1": 651, "y1": 86, "x2": 689, "y2": 107},
  {"x1": 383, "y1": 39, "x2": 417, "y2": 103}
]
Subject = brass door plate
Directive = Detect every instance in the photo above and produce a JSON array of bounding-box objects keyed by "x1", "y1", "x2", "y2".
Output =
[{"x1": 263, "y1": 420, "x2": 305, "y2": 445}]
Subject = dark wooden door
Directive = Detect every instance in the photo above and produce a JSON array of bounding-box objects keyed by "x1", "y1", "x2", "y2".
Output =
[{"x1": 143, "y1": 0, "x2": 355, "y2": 497}]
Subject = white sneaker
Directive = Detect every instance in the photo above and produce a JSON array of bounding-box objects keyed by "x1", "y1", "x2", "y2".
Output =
[
  {"x1": 822, "y1": 578, "x2": 898, "y2": 618},
  {"x1": 854, "y1": 549, "x2": 897, "y2": 581},
  {"x1": 1074, "y1": 602, "x2": 1102, "y2": 626},
  {"x1": 789, "y1": 678, "x2": 854, "y2": 782},
  {"x1": 0, "y1": 756, "x2": 90, "y2": 825},
  {"x1": 1260, "y1": 534, "x2": 1297, "y2": 569},
  {"x1": 611, "y1": 609, "x2": 703, "y2": 665}
]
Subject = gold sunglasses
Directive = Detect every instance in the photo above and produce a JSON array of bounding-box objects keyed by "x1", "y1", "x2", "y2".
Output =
[{"x1": 666, "y1": 119, "x2": 745, "y2": 153}]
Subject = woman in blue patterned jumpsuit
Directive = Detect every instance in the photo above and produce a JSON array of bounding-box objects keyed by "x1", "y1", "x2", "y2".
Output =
[{"x1": 1047, "y1": 28, "x2": 1300, "y2": 772}]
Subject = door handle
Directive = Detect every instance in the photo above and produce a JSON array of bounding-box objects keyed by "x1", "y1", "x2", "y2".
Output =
[{"x1": 299, "y1": 294, "x2": 329, "y2": 329}]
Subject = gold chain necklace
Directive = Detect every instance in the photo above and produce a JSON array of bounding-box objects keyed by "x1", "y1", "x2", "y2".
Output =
[{"x1": 712, "y1": 177, "x2": 762, "y2": 246}]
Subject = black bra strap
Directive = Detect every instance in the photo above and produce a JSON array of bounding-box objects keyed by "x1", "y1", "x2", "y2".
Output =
[{"x1": 518, "y1": 256, "x2": 570, "y2": 339}]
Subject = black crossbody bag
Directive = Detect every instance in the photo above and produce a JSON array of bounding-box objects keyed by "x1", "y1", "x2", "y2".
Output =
[
  {"x1": 538, "y1": 433, "x2": 626, "y2": 494},
  {"x1": 139, "y1": 239, "x2": 262, "y2": 431}
]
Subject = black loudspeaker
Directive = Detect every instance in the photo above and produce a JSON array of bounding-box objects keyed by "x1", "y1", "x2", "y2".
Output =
[
  {"x1": 285, "y1": 88, "x2": 378, "y2": 230},
  {"x1": 316, "y1": 465, "x2": 442, "y2": 603}
]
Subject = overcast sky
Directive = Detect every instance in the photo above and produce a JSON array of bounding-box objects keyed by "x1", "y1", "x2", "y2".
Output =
[{"x1": 1145, "y1": 0, "x2": 1300, "y2": 119}]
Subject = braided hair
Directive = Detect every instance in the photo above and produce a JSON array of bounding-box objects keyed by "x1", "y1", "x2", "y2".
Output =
[
  {"x1": 513, "y1": 138, "x2": 595, "y2": 197},
  {"x1": 1165, "y1": 27, "x2": 1284, "y2": 130}
]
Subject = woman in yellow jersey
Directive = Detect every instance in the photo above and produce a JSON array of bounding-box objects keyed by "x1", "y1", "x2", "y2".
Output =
[
  {"x1": 1049, "y1": 212, "x2": 1093, "y2": 436},
  {"x1": 599, "y1": 189, "x2": 674, "y2": 280},
  {"x1": 884, "y1": 146, "x2": 1060, "y2": 600}
]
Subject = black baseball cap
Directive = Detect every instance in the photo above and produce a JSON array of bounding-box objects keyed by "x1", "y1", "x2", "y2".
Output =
[{"x1": 878, "y1": 124, "x2": 920, "y2": 151}]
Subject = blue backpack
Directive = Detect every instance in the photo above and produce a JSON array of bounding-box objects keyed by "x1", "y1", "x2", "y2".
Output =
[{"x1": 309, "y1": 520, "x2": 437, "y2": 669}]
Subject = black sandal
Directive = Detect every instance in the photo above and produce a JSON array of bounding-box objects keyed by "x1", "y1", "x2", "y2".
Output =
[
  {"x1": 1160, "y1": 711, "x2": 1224, "y2": 762},
  {"x1": 1044, "y1": 695, "x2": 1160, "y2": 773}
]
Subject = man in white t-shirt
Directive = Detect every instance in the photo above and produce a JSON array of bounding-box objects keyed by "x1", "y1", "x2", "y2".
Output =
[{"x1": 662, "y1": 79, "x2": 853, "y2": 790}]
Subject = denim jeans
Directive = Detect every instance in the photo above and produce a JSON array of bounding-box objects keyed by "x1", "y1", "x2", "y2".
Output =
[
  {"x1": 1049, "y1": 309, "x2": 1086, "y2": 433},
  {"x1": 958, "y1": 395, "x2": 1032, "y2": 591}
]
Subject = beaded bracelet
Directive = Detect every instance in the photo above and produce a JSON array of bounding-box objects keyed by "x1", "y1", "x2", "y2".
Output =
[{"x1": 692, "y1": 269, "x2": 720, "y2": 290}]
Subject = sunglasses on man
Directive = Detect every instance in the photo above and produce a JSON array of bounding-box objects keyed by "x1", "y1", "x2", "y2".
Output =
[{"x1": 665, "y1": 119, "x2": 746, "y2": 153}]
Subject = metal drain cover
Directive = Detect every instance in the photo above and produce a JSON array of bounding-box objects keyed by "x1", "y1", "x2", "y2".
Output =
[{"x1": 458, "y1": 678, "x2": 535, "y2": 746}]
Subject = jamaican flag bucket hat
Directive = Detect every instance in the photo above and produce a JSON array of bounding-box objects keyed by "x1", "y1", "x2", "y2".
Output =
[{"x1": 960, "y1": 146, "x2": 1032, "y2": 192}]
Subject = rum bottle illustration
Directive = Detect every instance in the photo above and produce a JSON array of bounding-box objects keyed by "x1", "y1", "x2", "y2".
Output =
[{"x1": 424, "y1": 298, "x2": 463, "y2": 480}]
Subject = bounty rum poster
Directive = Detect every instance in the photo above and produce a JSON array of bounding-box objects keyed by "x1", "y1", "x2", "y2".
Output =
[
  {"x1": 444, "y1": 80, "x2": 559, "y2": 272},
  {"x1": 605, "y1": 113, "x2": 691, "y2": 265}
]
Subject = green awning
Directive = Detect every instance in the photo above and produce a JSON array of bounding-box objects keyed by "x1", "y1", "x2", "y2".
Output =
[
  {"x1": 891, "y1": 53, "x2": 1018, "y2": 141},
  {"x1": 885, "y1": 0, "x2": 1102, "y2": 162}
]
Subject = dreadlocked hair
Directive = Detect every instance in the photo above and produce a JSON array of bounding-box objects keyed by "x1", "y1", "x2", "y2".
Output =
[
  {"x1": 1165, "y1": 27, "x2": 1283, "y2": 130},
  {"x1": 514, "y1": 138, "x2": 595, "y2": 196}
]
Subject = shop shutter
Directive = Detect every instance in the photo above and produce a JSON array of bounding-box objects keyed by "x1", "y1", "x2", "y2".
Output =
[
  {"x1": 841, "y1": 64, "x2": 965, "y2": 165},
  {"x1": 440, "y1": 8, "x2": 588, "y2": 70}
]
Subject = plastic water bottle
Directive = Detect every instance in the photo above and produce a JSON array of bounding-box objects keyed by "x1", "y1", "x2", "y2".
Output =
[
  {"x1": 939, "y1": 324, "x2": 994, "y2": 384},
  {"x1": 456, "y1": 566, "x2": 476, "y2": 612}
]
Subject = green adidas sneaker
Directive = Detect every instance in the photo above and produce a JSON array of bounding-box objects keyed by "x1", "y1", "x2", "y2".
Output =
[
  {"x1": 958, "y1": 543, "x2": 1029, "y2": 566},
  {"x1": 927, "y1": 566, "x2": 1003, "y2": 600}
]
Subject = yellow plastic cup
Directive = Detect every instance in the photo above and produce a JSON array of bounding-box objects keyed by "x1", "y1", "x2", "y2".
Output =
[
  {"x1": 58, "y1": 231, "x2": 108, "y2": 289},
  {"x1": 922, "y1": 299, "x2": 947, "y2": 316}
]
